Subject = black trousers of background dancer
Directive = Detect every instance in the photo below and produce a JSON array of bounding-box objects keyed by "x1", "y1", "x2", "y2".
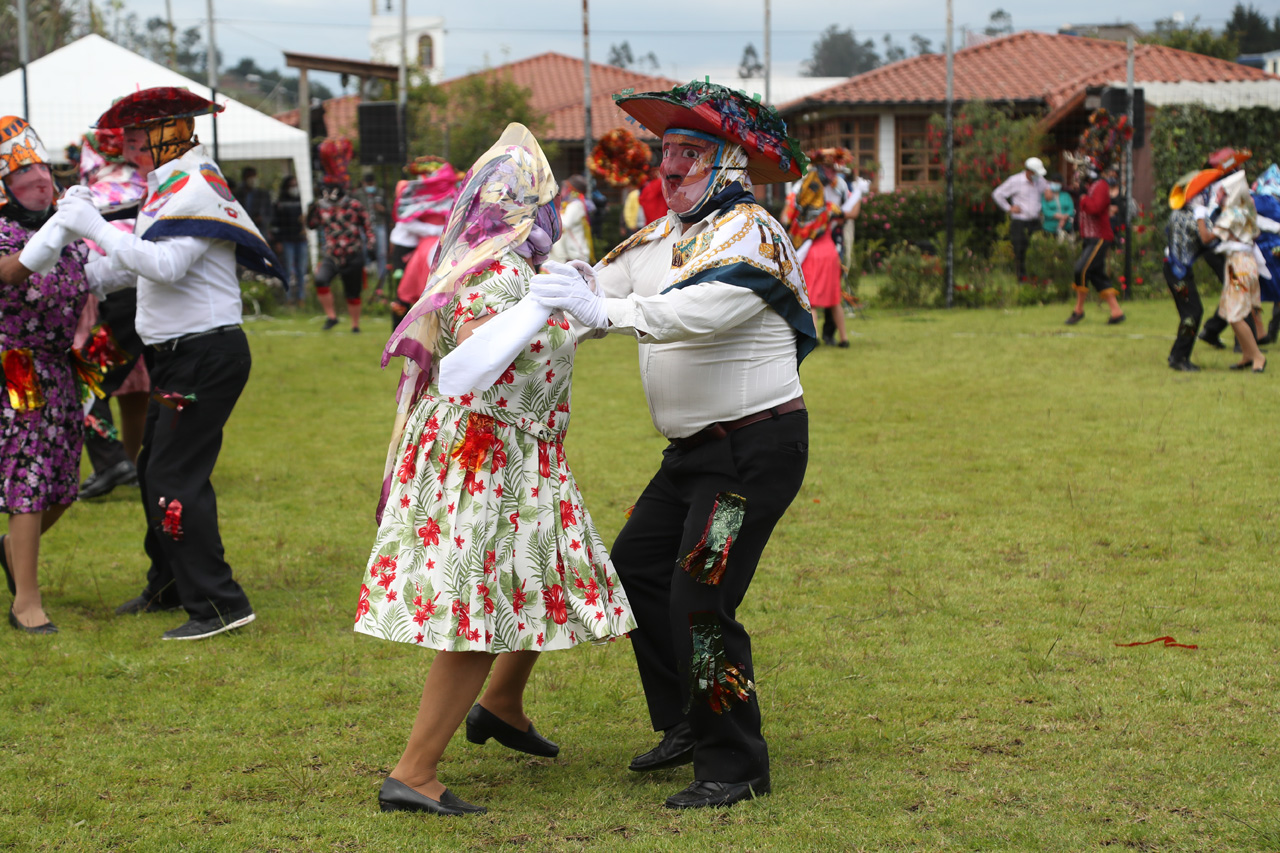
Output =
[
  {"x1": 1165, "y1": 261, "x2": 1203, "y2": 366},
  {"x1": 611, "y1": 411, "x2": 808, "y2": 783},
  {"x1": 85, "y1": 289, "x2": 145, "y2": 474},
  {"x1": 133, "y1": 328, "x2": 253, "y2": 620},
  {"x1": 1075, "y1": 238, "x2": 1112, "y2": 293}
]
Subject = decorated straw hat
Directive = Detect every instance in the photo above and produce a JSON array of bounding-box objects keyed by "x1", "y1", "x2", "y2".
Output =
[
  {"x1": 1203, "y1": 147, "x2": 1251, "y2": 173},
  {"x1": 1169, "y1": 168, "x2": 1225, "y2": 210},
  {"x1": 614, "y1": 79, "x2": 806, "y2": 184},
  {"x1": 95, "y1": 87, "x2": 223, "y2": 129}
]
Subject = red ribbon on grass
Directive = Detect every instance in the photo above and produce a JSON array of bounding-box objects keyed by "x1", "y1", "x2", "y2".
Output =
[{"x1": 1115, "y1": 636, "x2": 1198, "y2": 650}]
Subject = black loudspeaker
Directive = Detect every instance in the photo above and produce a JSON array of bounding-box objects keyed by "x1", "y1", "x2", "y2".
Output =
[
  {"x1": 308, "y1": 103, "x2": 327, "y2": 141},
  {"x1": 358, "y1": 101, "x2": 403, "y2": 165},
  {"x1": 1100, "y1": 87, "x2": 1144, "y2": 148}
]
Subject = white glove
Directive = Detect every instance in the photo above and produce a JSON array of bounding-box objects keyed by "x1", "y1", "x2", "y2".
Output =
[
  {"x1": 529, "y1": 260, "x2": 608, "y2": 330},
  {"x1": 17, "y1": 218, "x2": 73, "y2": 275},
  {"x1": 437, "y1": 293, "x2": 552, "y2": 395},
  {"x1": 55, "y1": 195, "x2": 122, "y2": 252},
  {"x1": 59, "y1": 185, "x2": 95, "y2": 205}
]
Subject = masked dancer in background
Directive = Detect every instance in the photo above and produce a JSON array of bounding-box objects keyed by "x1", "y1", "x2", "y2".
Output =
[
  {"x1": 530, "y1": 81, "x2": 816, "y2": 810},
  {"x1": 73, "y1": 127, "x2": 151, "y2": 500},
  {"x1": 784, "y1": 166, "x2": 849, "y2": 348},
  {"x1": 307, "y1": 138, "x2": 374, "y2": 333},
  {"x1": 382, "y1": 156, "x2": 460, "y2": 332},
  {"x1": 0, "y1": 117, "x2": 91, "y2": 633},
  {"x1": 1210, "y1": 170, "x2": 1266, "y2": 372},
  {"x1": 357, "y1": 124, "x2": 635, "y2": 817}
]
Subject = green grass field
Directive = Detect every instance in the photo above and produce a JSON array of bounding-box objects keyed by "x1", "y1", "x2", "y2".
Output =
[{"x1": 4, "y1": 299, "x2": 1280, "y2": 852}]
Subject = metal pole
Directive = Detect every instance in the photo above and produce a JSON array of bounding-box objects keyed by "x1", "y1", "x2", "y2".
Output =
[
  {"x1": 1124, "y1": 37, "x2": 1134, "y2": 300},
  {"x1": 944, "y1": 0, "x2": 955, "y2": 308},
  {"x1": 582, "y1": 0, "x2": 593, "y2": 198},
  {"x1": 17, "y1": 0, "x2": 29, "y2": 120},
  {"x1": 764, "y1": 0, "x2": 772, "y2": 207},
  {"x1": 205, "y1": 0, "x2": 219, "y2": 159},
  {"x1": 398, "y1": 0, "x2": 408, "y2": 164},
  {"x1": 165, "y1": 0, "x2": 177, "y2": 68}
]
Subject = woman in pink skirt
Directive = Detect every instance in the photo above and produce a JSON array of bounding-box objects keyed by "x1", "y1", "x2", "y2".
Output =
[{"x1": 785, "y1": 169, "x2": 848, "y2": 347}]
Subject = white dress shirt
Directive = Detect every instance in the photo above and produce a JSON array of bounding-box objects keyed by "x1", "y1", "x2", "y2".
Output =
[
  {"x1": 85, "y1": 155, "x2": 242, "y2": 346},
  {"x1": 594, "y1": 210, "x2": 804, "y2": 439},
  {"x1": 992, "y1": 171, "x2": 1047, "y2": 221}
]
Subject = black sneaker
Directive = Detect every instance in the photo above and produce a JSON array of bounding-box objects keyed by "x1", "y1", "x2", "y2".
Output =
[
  {"x1": 1064, "y1": 312, "x2": 1083, "y2": 326},
  {"x1": 78, "y1": 460, "x2": 138, "y2": 500},
  {"x1": 322, "y1": 317, "x2": 339, "y2": 331},
  {"x1": 1169, "y1": 359, "x2": 1201, "y2": 373},
  {"x1": 1107, "y1": 314, "x2": 1126, "y2": 325},
  {"x1": 161, "y1": 608, "x2": 255, "y2": 641},
  {"x1": 115, "y1": 593, "x2": 183, "y2": 615}
]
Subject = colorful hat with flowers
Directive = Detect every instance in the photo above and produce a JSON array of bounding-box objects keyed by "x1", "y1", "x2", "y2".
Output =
[
  {"x1": 613, "y1": 79, "x2": 806, "y2": 184},
  {"x1": 588, "y1": 127, "x2": 653, "y2": 187},
  {"x1": 94, "y1": 87, "x2": 223, "y2": 129}
]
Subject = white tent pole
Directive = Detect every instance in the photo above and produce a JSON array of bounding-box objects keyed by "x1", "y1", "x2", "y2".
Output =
[
  {"x1": 18, "y1": 0, "x2": 29, "y2": 119},
  {"x1": 206, "y1": 0, "x2": 219, "y2": 159}
]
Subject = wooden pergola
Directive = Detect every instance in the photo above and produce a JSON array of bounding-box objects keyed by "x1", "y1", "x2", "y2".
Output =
[{"x1": 283, "y1": 51, "x2": 399, "y2": 135}]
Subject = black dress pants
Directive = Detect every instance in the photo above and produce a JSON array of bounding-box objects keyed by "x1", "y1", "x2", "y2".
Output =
[
  {"x1": 1010, "y1": 219, "x2": 1033, "y2": 278},
  {"x1": 1074, "y1": 238, "x2": 1112, "y2": 293},
  {"x1": 136, "y1": 328, "x2": 252, "y2": 620},
  {"x1": 85, "y1": 290, "x2": 145, "y2": 473},
  {"x1": 1165, "y1": 261, "x2": 1203, "y2": 365},
  {"x1": 612, "y1": 410, "x2": 808, "y2": 783}
]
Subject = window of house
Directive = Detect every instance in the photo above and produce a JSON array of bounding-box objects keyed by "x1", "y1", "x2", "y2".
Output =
[
  {"x1": 795, "y1": 115, "x2": 878, "y2": 174},
  {"x1": 418, "y1": 35, "x2": 434, "y2": 70},
  {"x1": 896, "y1": 116, "x2": 941, "y2": 186}
]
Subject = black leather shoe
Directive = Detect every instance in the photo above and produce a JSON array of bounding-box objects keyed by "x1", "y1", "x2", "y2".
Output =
[
  {"x1": 378, "y1": 778, "x2": 486, "y2": 815},
  {"x1": 115, "y1": 592, "x2": 183, "y2": 615},
  {"x1": 78, "y1": 460, "x2": 138, "y2": 500},
  {"x1": 1198, "y1": 330, "x2": 1226, "y2": 349},
  {"x1": 0, "y1": 535, "x2": 13, "y2": 595},
  {"x1": 465, "y1": 704, "x2": 559, "y2": 757},
  {"x1": 628, "y1": 721, "x2": 696, "y2": 772},
  {"x1": 9, "y1": 607, "x2": 58, "y2": 635},
  {"x1": 1064, "y1": 311, "x2": 1083, "y2": 326},
  {"x1": 1107, "y1": 314, "x2": 1126, "y2": 325},
  {"x1": 1168, "y1": 359, "x2": 1201, "y2": 373},
  {"x1": 664, "y1": 775, "x2": 771, "y2": 809}
]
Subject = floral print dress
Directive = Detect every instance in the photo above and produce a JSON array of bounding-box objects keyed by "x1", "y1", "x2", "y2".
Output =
[
  {"x1": 0, "y1": 217, "x2": 89, "y2": 514},
  {"x1": 355, "y1": 251, "x2": 636, "y2": 651}
]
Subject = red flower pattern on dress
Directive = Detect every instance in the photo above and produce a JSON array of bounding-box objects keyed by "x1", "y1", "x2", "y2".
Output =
[
  {"x1": 397, "y1": 444, "x2": 417, "y2": 483},
  {"x1": 387, "y1": 590, "x2": 398, "y2": 602},
  {"x1": 538, "y1": 442, "x2": 551, "y2": 478},
  {"x1": 486, "y1": 260, "x2": 507, "y2": 274},
  {"x1": 496, "y1": 365, "x2": 515, "y2": 385},
  {"x1": 355, "y1": 584, "x2": 371, "y2": 622},
  {"x1": 400, "y1": 495, "x2": 410, "y2": 509},
  {"x1": 542, "y1": 584, "x2": 569, "y2": 625},
  {"x1": 452, "y1": 599, "x2": 471, "y2": 637},
  {"x1": 530, "y1": 340, "x2": 543, "y2": 353},
  {"x1": 454, "y1": 534, "x2": 466, "y2": 548},
  {"x1": 512, "y1": 579, "x2": 528, "y2": 614},
  {"x1": 418, "y1": 518, "x2": 440, "y2": 546},
  {"x1": 464, "y1": 473, "x2": 485, "y2": 496},
  {"x1": 560, "y1": 500, "x2": 577, "y2": 527},
  {"x1": 377, "y1": 570, "x2": 396, "y2": 590}
]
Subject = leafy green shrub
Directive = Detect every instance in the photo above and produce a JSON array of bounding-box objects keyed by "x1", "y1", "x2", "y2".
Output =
[
  {"x1": 861, "y1": 189, "x2": 947, "y2": 248},
  {"x1": 1025, "y1": 233, "x2": 1078, "y2": 300},
  {"x1": 877, "y1": 244, "x2": 943, "y2": 308}
]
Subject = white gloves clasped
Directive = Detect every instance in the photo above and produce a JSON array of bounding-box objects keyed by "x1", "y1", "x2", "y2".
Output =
[
  {"x1": 529, "y1": 260, "x2": 609, "y2": 330},
  {"x1": 56, "y1": 194, "x2": 121, "y2": 252}
]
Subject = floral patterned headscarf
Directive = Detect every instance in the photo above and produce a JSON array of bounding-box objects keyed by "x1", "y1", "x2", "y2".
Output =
[{"x1": 376, "y1": 123, "x2": 558, "y2": 522}]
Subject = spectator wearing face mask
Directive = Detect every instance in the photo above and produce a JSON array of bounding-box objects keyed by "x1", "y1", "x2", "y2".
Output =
[
  {"x1": 1040, "y1": 172, "x2": 1075, "y2": 243},
  {"x1": 360, "y1": 172, "x2": 389, "y2": 286},
  {"x1": 237, "y1": 166, "x2": 273, "y2": 242},
  {"x1": 273, "y1": 175, "x2": 308, "y2": 307}
]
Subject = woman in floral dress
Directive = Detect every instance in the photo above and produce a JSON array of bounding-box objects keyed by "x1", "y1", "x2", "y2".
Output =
[
  {"x1": 357, "y1": 124, "x2": 635, "y2": 816},
  {"x1": 0, "y1": 118, "x2": 90, "y2": 634}
]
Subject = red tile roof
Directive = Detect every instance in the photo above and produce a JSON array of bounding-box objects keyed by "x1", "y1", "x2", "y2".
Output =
[
  {"x1": 440, "y1": 52, "x2": 682, "y2": 141},
  {"x1": 783, "y1": 31, "x2": 1277, "y2": 113}
]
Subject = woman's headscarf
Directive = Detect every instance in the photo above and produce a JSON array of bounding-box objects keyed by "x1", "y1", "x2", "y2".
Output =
[
  {"x1": 1214, "y1": 170, "x2": 1259, "y2": 244},
  {"x1": 376, "y1": 123, "x2": 558, "y2": 521},
  {"x1": 785, "y1": 168, "x2": 834, "y2": 248}
]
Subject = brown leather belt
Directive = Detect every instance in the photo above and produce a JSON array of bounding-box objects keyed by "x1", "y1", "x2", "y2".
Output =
[{"x1": 669, "y1": 396, "x2": 806, "y2": 452}]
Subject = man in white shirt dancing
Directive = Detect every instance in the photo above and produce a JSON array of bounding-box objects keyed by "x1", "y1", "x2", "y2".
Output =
[
  {"x1": 32, "y1": 88, "x2": 281, "y2": 640},
  {"x1": 531, "y1": 81, "x2": 816, "y2": 810}
]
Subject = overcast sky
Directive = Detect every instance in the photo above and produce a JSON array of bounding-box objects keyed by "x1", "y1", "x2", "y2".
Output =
[{"x1": 131, "y1": 0, "x2": 1245, "y2": 93}]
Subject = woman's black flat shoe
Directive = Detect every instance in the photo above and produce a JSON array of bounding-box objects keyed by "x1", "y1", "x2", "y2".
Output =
[
  {"x1": 1255, "y1": 358, "x2": 1267, "y2": 373},
  {"x1": 378, "y1": 777, "x2": 486, "y2": 815},
  {"x1": 0, "y1": 535, "x2": 14, "y2": 596},
  {"x1": 1230, "y1": 361, "x2": 1253, "y2": 371},
  {"x1": 9, "y1": 608, "x2": 57, "y2": 635},
  {"x1": 465, "y1": 703, "x2": 560, "y2": 757}
]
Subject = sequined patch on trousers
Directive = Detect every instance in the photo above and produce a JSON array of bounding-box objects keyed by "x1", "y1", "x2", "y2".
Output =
[
  {"x1": 679, "y1": 492, "x2": 746, "y2": 586},
  {"x1": 685, "y1": 611, "x2": 755, "y2": 714}
]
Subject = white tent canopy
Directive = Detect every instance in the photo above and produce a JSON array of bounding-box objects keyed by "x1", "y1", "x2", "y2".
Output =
[{"x1": 0, "y1": 34, "x2": 312, "y2": 209}]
